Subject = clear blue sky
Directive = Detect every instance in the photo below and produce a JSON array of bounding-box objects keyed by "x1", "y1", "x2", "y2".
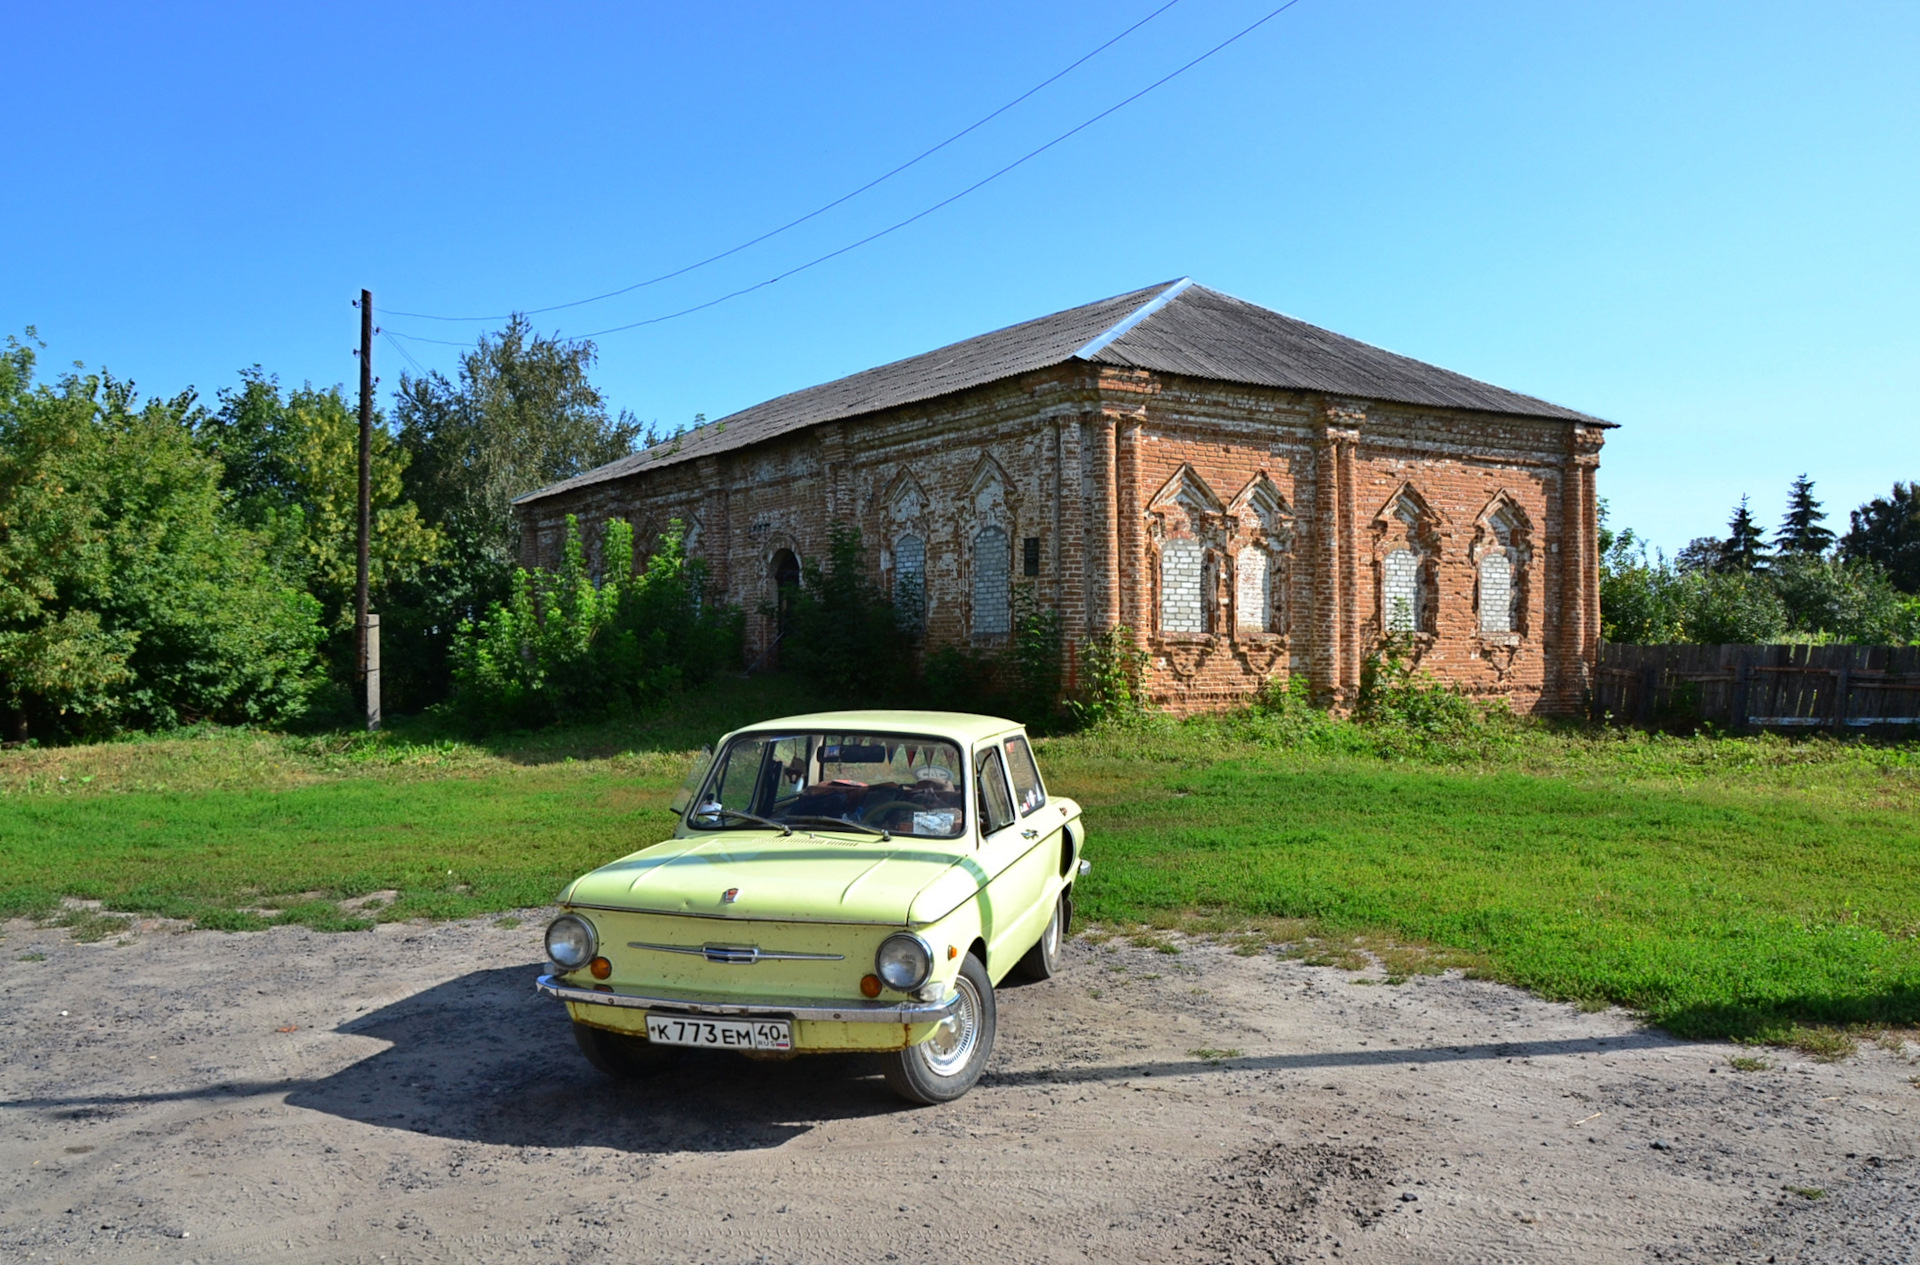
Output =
[{"x1": 9, "y1": 1, "x2": 1915, "y2": 555}]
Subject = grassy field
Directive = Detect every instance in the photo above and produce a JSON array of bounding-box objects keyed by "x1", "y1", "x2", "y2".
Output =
[{"x1": 2, "y1": 676, "x2": 1916, "y2": 1046}]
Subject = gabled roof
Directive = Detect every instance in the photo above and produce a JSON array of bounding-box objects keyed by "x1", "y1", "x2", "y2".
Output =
[{"x1": 516, "y1": 279, "x2": 1608, "y2": 506}]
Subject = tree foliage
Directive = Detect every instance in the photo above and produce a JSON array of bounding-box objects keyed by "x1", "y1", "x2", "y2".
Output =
[
  {"x1": 450, "y1": 516, "x2": 740, "y2": 730},
  {"x1": 200, "y1": 370, "x2": 439, "y2": 705},
  {"x1": 1716, "y1": 495, "x2": 1769, "y2": 574},
  {"x1": 1774, "y1": 474, "x2": 1834, "y2": 556},
  {"x1": 1601, "y1": 498, "x2": 1918, "y2": 647},
  {"x1": 391, "y1": 317, "x2": 643, "y2": 708},
  {"x1": 0, "y1": 335, "x2": 324, "y2": 738},
  {"x1": 1841, "y1": 481, "x2": 1920, "y2": 594},
  {"x1": 777, "y1": 522, "x2": 911, "y2": 701}
]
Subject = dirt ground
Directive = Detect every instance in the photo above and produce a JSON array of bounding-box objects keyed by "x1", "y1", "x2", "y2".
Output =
[{"x1": 3, "y1": 913, "x2": 1916, "y2": 1265}]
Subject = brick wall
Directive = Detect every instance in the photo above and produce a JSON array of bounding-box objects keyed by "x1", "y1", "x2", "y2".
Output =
[{"x1": 514, "y1": 363, "x2": 1602, "y2": 716}]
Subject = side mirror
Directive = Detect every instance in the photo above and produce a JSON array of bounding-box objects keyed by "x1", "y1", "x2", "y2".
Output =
[{"x1": 668, "y1": 745, "x2": 714, "y2": 815}]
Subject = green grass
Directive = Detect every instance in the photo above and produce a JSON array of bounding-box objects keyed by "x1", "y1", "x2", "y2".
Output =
[{"x1": 2, "y1": 674, "x2": 1917, "y2": 1046}]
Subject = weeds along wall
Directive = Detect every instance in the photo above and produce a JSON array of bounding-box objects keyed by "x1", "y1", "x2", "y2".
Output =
[{"x1": 513, "y1": 363, "x2": 1603, "y2": 716}]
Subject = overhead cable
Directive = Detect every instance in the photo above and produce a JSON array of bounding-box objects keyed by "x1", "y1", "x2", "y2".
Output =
[
  {"x1": 389, "y1": 0, "x2": 1303, "y2": 347},
  {"x1": 384, "y1": 0, "x2": 1183, "y2": 323}
]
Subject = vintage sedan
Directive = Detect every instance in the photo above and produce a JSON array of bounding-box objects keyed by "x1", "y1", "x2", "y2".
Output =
[{"x1": 536, "y1": 710, "x2": 1088, "y2": 1103}]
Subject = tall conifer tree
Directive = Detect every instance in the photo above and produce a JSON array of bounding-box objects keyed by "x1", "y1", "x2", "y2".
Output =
[
  {"x1": 1716, "y1": 496, "x2": 1768, "y2": 573},
  {"x1": 1775, "y1": 474, "x2": 1835, "y2": 555}
]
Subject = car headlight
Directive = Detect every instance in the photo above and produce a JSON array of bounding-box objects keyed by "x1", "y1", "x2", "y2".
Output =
[
  {"x1": 545, "y1": 914, "x2": 599, "y2": 971},
  {"x1": 875, "y1": 932, "x2": 933, "y2": 992}
]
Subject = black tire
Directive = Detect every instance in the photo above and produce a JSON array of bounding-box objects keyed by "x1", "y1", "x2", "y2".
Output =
[
  {"x1": 572, "y1": 1022, "x2": 678, "y2": 1078},
  {"x1": 1012, "y1": 891, "x2": 1066, "y2": 981},
  {"x1": 880, "y1": 953, "x2": 995, "y2": 1105}
]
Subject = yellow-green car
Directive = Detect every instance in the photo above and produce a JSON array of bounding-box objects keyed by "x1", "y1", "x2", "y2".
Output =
[{"x1": 537, "y1": 711, "x2": 1088, "y2": 1103}]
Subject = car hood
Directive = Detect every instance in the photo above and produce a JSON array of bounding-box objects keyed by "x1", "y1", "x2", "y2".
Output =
[{"x1": 562, "y1": 829, "x2": 972, "y2": 925}]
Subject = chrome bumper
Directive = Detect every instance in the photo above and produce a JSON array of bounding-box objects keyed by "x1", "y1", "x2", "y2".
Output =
[{"x1": 535, "y1": 975, "x2": 961, "y2": 1024}]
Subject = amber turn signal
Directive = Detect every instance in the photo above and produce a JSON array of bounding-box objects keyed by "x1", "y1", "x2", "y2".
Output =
[
  {"x1": 947, "y1": 945, "x2": 958, "y2": 960},
  {"x1": 860, "y1": 973, "x2": 883, "y2": 998},
  {"x1": 588, "y1": 956, "x2": 612, "y2": 980}
]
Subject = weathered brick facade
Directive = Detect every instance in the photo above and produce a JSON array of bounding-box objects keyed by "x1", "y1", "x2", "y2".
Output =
[{"x1": 515, "y1": 282, "x2": 1608, "y2": 715}]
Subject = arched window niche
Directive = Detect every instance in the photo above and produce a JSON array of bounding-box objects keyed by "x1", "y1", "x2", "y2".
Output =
[
  {"x1": 1473, "y1": 495, "x2": 1533, "y2": 638},
  {"x1": 1146, "y1": 463, "x2": 1228, "y2": 642},
  {"x1": 1227, "y1": 472, "x2": 1293, "y2": 638},
  {"x1": 893, "y1": 532, "x2": 926, "y2": 634},
  {"x1": 1369, "y1": 485, "x2": 1442, "y2": 639},
  {"x1": 1160, "y1": 537, "x2": 1206, "y2": 634},
  {"x1": 971, "y1": 525, "x2": 1010, "y2": 637}
]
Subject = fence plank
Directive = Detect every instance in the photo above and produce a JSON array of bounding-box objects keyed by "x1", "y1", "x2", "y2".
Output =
[{"x1": 1594, "y1": 643, "x2": 1918, "y2": 731}]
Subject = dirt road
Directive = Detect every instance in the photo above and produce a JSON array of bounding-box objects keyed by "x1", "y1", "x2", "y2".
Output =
[{"x1": 3, "y1": 914, "x2": 1915, "y2": 1264}]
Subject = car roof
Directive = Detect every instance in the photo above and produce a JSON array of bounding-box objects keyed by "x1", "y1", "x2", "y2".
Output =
[{"x1": 723, "y1": 710, "x2": 1022, "y2": 746}]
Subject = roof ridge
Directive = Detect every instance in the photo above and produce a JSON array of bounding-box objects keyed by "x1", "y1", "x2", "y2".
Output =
[{"x1": 1070, "y1": 277, "x2": 1194, "y2": 360}]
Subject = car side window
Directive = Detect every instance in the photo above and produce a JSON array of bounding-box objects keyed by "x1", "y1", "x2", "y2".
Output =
[
  {"x1": 974, "y1": 748, "x2": 1017, "y2": 837},
  {"x1": 1001, "y1": 735, "x2": 1046, "y2": 817}
]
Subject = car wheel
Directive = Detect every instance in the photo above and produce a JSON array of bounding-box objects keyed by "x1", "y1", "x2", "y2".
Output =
[
  {"x1": 572, "y1": 1022, "x2": 678, "y2": 1078},
  {"x1": 880, "y1": 952, "x2": 996, "y2": 1105},
  {"x1": 1012, "y1": 891, "x2": 1065, "y2": 981}
]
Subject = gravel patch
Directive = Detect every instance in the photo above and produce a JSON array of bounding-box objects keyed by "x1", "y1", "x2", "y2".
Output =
[{"x1": 2, "y1": 915, "x2": 1915, "y2": 1263}]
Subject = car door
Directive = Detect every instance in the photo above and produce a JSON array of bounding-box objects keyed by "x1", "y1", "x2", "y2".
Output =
[
  {"x1": 997, "y1": 732, "x2": 1066, "y2": 918},
  {"x1": 971, "y1": 742, "x2": 1049, "y2": 974}
]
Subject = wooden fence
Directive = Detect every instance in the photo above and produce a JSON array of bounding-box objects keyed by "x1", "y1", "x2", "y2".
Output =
[{"x1": 1593, "y1": 643, "x2": 1920, "y2": 732}]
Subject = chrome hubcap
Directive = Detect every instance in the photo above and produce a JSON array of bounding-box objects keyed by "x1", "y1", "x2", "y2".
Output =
[
  {"x1": 922, "y1": 974, "x2": 982, "y2": 1076},
  {"x1": 1043, "y1": 900, "x2": 1060, "y2": 957}
]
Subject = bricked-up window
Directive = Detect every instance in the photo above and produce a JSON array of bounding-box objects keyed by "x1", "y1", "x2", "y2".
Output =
[
  {"x1": 1383, "y1": 549, "x2": 1425, "y2": 633},
  {"x1": 894, "y1": 534, "x2": 926, "y2": 633},
  {"x1": 972, "y1": 526, "x2": 1010, "y2": 635},
  {"x1": 1235, "y1": 546, "x2": 1271, "y2": 633},
  {"x1": 1023, "y1": 536, "x2": 1041, "y2": 578},
  {"x1": 1479, "y1": 552, "x2": 1514, "y2": 633},
  {"x1": 1161, "y1": 538, "x2": 1205, "y2": 634}
]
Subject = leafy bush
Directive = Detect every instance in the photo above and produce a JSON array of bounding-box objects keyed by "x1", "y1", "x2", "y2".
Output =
[
  {"x1": 1769, "y1": 554, "x2": 1920, "y2": 644},
  {"x1": 1, "y1": 336, "x2": 326, "y2": 739},
  {"x1": 921, "y1": 644, "x2": 1001, "y2": 713},
  {"x1": 776, "y1": 522, "x2": 911, "y2": 701},
  {"x1": 1007, "y1": 586, "x2": 1065, "y2": 729},
  {"x1": 1352, "y1": 632, "x2": 1503, "y2": 756},
  {"x1": 1067, "y1": 626, "x2": 1150, "y2": 728},
  {"x1": 450, "y1": 516, "x2": 740, "y2": 730}
]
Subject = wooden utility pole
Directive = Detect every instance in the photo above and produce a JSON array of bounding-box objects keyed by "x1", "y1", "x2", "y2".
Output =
[{"x1": 354, "y1": 289, "x2": 380, "y2": 731}]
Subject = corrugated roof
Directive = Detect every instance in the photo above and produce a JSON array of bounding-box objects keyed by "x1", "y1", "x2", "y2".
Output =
[{"x1": 517, "y1": 280, "x2": 1608, "y2": 505}]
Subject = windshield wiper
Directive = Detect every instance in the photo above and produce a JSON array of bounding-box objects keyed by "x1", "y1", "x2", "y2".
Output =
[
  {"x1": 698, "y1": 808, "x2": 792, "y2": 835},
  {"x1": 782, "y1": 814, "x2": 891, "y2": 841}
]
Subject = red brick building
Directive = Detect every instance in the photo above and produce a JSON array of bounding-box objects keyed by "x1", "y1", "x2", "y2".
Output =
[{"x1": 514, "y1": 280, "x2": 1611, "y2": 714}]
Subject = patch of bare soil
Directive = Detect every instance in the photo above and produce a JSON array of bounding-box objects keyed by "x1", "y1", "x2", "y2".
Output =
[{"x1": 2, "y1": 916, "x2": 1915, "y2": 1264}]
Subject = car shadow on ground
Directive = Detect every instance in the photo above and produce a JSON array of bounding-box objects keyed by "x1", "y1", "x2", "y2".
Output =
[{"x1": 279, "y1": 964, "x2": 907, "y2": 1153}]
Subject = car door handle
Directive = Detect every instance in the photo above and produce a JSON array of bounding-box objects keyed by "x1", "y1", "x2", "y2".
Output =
[{"x1": 1021, "y1": 828, "x2": 1038, "y2": 840}]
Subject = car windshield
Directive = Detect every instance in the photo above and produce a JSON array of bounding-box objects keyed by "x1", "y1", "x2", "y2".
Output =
[{"x1": 690, "y1": 732, "x2": 966, "y2": 839}]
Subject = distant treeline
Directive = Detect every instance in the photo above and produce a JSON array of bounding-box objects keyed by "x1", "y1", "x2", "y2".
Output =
[
  {"x1": 1601, "y1": 477, "x2": 1920, "y2": 646},
  {"x1": 0, "y1": 318, "x2": 706, "y2": 742}
]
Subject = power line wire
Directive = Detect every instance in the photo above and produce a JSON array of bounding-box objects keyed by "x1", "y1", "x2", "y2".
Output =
[
  {"x1": 389, "y1": 0, "x2": 1303, "y2": 348},
  {"x1": 385, "y1": 0, "x2": 1182, "y2": 323},
  {"x1": 381, "y1": 329, "x2": 428, "y2": 376}
]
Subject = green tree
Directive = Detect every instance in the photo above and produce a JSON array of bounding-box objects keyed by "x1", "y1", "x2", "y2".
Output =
[
  {"x1": 1774, "y1": 473, "x2": 1835, "y2": 556},
  {"x1": 1841, "y1": 481, "x2": 1920, "y2": 594},
  {"x1": 0, "y1": 333, "x2": 132, "y2": 737},
  {"x1": 201, "y1": 371, "x2": 439, "y2": 682},
  {"x1": 1677, "y1": 570, "x2": 1788, "y2": 644},
  {"x1": 0, "y1": 336, "x2": 324, "y2": 738},
  {"x1": 1716, "y1": 496, "x2": 1769, "y2": 574},
  {"x1": 1598, "y1": 505, "x2": 1685, "y2": 643},
  {"x1": 392, "y1": 317, "x2": 642, "y2": 707}
]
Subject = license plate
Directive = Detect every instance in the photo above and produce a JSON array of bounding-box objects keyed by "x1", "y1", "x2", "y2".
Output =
[{"x1": 645, "y1": 1013, "x2": 792, "y2": 1051}]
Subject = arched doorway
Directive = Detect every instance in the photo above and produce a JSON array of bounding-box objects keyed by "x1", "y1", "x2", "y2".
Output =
[{"x1": 769, "y1": 548, "x2": 800, "y2": 666}]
